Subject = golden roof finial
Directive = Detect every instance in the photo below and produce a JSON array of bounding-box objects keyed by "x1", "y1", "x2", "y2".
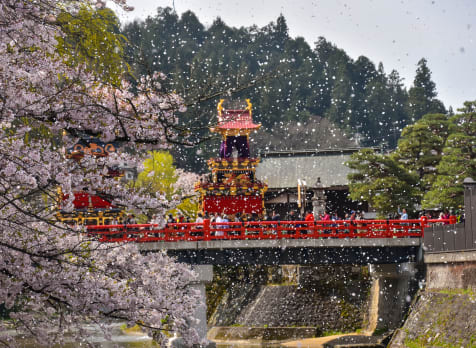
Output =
[
  {"x1": 245, "y1": 99, "x2": 252, "y2": 116},
  {"x1": 217, "y1": 99, "x2": 225, "y2": 116}
]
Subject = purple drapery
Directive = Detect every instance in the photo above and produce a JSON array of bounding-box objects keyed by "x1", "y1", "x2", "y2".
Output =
[{"x1": 219, "y1": 136, "x2": 249, "y2": 158}]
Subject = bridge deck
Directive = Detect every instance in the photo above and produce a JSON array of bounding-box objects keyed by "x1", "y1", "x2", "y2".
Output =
[{"x1": 138, "y1": 237, "x2": 422, "y2": 251}]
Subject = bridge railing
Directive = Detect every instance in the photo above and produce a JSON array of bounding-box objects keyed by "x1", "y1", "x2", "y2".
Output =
[{"x1": 86, "y1": 217, "x2": 456, "y2": 243}]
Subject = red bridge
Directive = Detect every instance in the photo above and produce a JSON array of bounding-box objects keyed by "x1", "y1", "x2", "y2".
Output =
[
  {"x1": 87, "y1": 217, "x2": 455, "y2": 243},
  {"x1": 85, "y1": 217, "x2": 457, "y2": 265}
]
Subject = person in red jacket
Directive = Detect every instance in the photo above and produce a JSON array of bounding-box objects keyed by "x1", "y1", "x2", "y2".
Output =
[
  {"x1": 304, "y1": 211, "x2": 314, "y2": 234},
  {"x1": 304, "y1": 211, "x2": 314, "y2": 221}
]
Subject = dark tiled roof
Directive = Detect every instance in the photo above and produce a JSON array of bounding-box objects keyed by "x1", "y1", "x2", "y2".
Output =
[{"x1": 256, "y1": 149, "x2": 360, "y2": 189}]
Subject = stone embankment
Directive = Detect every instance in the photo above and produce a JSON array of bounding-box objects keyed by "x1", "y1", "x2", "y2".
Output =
[
  {"x1": 207, "y1": 265, "x2": 371, "y2": 341},
  {"x1": 388, "y1": 252, "x2": 476, "y2": 348},
  {"x1": 207, "y1": 262, "x2": 476, "y2": 348},
  {"x1": 389, "y1": 290, "x2": 476, "y2": 347}
]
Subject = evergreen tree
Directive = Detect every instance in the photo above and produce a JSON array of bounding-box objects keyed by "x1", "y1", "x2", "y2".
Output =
[
  {"x1": 324, "y1": 58, "x2": 354, "y2": 129},
  {"x1": 346, "y1": 149, "x2": 419, "y2": 216},
  {"x1": 120, "y1": 10, "x2": 424, "y2": 170},
  {"x1": 354, "y1": 61, "x2": 391, "y2": 146},
  {"x1": 423, "y1": 101, "x2": 476, "y2": 209},
  {"x1": 407, "y1": 58, "x2": 446, "y2": 121},
  {"x1": 393, "y1": 113, "x2": 452, "y2": 200},
  {"x1": 273, "y1": 14, "x2": 289, "y2": 46},
  {"x1": 386, "y1": 70, "x2": 409, "y2": 147}
]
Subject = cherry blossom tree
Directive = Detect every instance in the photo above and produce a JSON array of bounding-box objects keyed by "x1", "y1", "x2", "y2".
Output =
[{"x1": 0, "y1": 0, "x2": 202, "y2": 346}]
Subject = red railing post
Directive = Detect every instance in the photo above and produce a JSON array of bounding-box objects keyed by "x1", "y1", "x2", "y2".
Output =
[
  {"x1": 420, "y1": 216, "x2": 428, "y2": 238},
  {"x1": 203, "y1": 219, "x2": 211, "y2": 241},
  {"x1": 449, "y1": 215, "x2": 457, "y2": 225}
]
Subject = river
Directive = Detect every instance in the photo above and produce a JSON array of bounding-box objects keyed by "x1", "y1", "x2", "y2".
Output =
[
  {"x1": 4, "y1": 322, "x2": 158, "y2": 347},
  {"x1": 6, "y1": 325, "x2": 380, "y2": 348}
]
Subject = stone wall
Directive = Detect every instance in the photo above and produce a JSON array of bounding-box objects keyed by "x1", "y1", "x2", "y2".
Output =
[
  {"x1": 236, "y1": 284, "x2": 365, "y2": 331},
  {"x1": 208, "y1": 265, "x2": 371, "y2": 333},
  {"x1": 389, "y1": 254, "x2": 476, "y2": 347},
  {"x1": 389, "y1": 290, "x2": 476, "y2": 347},
  {"x1": 425, "y1": 254, "x2": 476, "y2": 289},
  {"x1": 207, "y1": 266, "x2": 271, "y2": 326}
]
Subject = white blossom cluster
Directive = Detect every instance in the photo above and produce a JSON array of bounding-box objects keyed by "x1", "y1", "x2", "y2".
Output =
[{"x1": 0, "y1": 0, "x2": 201, "y2": 346}]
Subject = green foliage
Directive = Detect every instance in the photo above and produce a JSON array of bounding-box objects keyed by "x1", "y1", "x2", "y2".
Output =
[
  {"x1": 407, "y1": 58, "x2": 446, "y2": 121},
  {"x1": 322, "y1": 330, "x2": 345, "y2": 336},
  {"x1": 136, "y1": 151, "x2": 177, "y2": 197},
  {"x1": 346, "y1": 149, "x2": 419, "y2": 216},
  {"x1": 56, "y1": 5, "x2": 128, "y2": 85},
  {"x1": 120, "y1": 9, "x2": 448, "y2": 171},
  {"x1": 436, "y1": 288, "x2": 475, "y2": 300},
  {"x1": 423, "y1": 101, "x2": 476, "y2": 209},
  {"x1": 348, "y1": 101, "x2": 476, "y2": 214},
  {"x1": 133, "y1": 151, "x2": 199, "y2": 220},
  {"x1": 393, "y1": 113, "x2": 452, "y2": 196},
  {"x1": 404, "y1": 333, "x2": 473, "y2": 348}
]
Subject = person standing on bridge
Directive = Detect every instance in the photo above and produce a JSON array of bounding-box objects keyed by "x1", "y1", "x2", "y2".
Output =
[
  {"x1": 284, "y1": 210, "x2": 297, "y2": 235},
  {"x1": 304, "y1": 211, "x2": 314, "y2": 222},
  {"x1": 195, "y1": 212, "x2": 204, "y2": 225},
  {"x1": 322, "y1": 211, "x2": 331, "y2": 234},
  {"x1": 398, "y1": 207, "x2": 408, "y2": 220},
  {"x1": 215, "y1": 214, "x2": 224, "y2": 236},
  {"x1": 304, "y1": 210, "x2": 314, "y2": 234},
  {"x1": 285, "y1": 209, "x2": 296, "y2": 222},
  {"x1": 210, "y1": 213, "x2": 216, "y2": 223},
  {"x1": 166, "y1": 214, "x2": 174, "y2": 225}
]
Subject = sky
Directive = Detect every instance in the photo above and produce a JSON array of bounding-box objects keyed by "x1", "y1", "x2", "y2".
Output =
[{"x1": 110, "y1": 0, "x2": 476, "y2": 110}]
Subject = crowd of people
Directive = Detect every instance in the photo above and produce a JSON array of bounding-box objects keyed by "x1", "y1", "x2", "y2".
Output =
[
  {"x1": 154, "y1": 206, "x2": 463, "y2": 229},
  {"x1": 419, "y1": 209, "x2": 464, "y2": 224},
  {"x1": 99, "y1": 207, "x2": 463, "y2": 240},
  {"x1": 258, "y1": 209, "x2": 366, "y2": 223},
  {"x1": 129, "y1": 206, "x2": 464, "y2": 228}
]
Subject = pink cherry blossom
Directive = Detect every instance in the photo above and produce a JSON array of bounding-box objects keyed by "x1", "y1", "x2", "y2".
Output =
[{"x1": 0, "y1": 0, "x2": 201, "y2": 346}]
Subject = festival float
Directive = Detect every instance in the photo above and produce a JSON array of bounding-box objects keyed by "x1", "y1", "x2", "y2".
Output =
[
  {"x1": 195, "y1": 99, "x2": 268, "y2": 216},
  {"x1": 57, "y1": 137, "x2": 125, "y2": 225}
]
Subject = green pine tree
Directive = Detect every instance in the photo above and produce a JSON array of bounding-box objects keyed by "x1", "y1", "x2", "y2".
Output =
[
  {"x1": 406, "y1": 58, "x2": 446, "y2": 121},
  {"x1": 393, "y1": 113, "x2": 452, "y2": 200},
  {"x1": 346, "y1": 148, "x2": 419, "y2": 217},
  {"x1": 423, "y1": 101, "x2": 476, "y2": 209}
]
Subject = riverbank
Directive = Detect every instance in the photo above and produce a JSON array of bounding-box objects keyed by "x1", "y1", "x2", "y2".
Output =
[
  {"x1": 210, "y1": 329, "x2": 386, "y2": 348},
  {"x1": 284, "y1": 333, "x2": 384, "y2": 348},
  {"x1": 211, "y1": 333, "x2": 355, "y2": 348},
  {"x1": 207, "y1": 266, "x2": 376, "y2": 347},
  {"x1": 0, "y1": 321, "x2": 157, "y2": 347},
  {"x1": 388, "y1": 289, "x2": 476, "y2": 347}
]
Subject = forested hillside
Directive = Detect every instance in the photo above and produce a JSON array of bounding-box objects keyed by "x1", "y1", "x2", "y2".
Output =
[{"x1": 122, "y1": 8, "x2": 446, "y2": 171}]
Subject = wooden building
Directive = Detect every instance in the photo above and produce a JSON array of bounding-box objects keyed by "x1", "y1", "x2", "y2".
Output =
[{"x1": 255, "y1": 148, "x2": 369, "y2": 219}]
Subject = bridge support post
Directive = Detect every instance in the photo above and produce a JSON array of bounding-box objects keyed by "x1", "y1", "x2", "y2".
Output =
[
  {"x1": 168, "y1": 265, "x2": 215, "y2": 348},
  {"x1": 368, "y1": 263, "x2": 418, "y2": 332},
  {"x1": 192, "y1": 265, "x2": 214, "y2": 346}
]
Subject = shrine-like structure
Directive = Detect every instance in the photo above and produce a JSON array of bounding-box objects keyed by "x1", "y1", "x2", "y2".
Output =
[
  {"x1": 57, "y1": 137, "x2": 125, "y2": 225},
  {"x1": 195, "y1": 99, "x2": 267, "y2": 216}
]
